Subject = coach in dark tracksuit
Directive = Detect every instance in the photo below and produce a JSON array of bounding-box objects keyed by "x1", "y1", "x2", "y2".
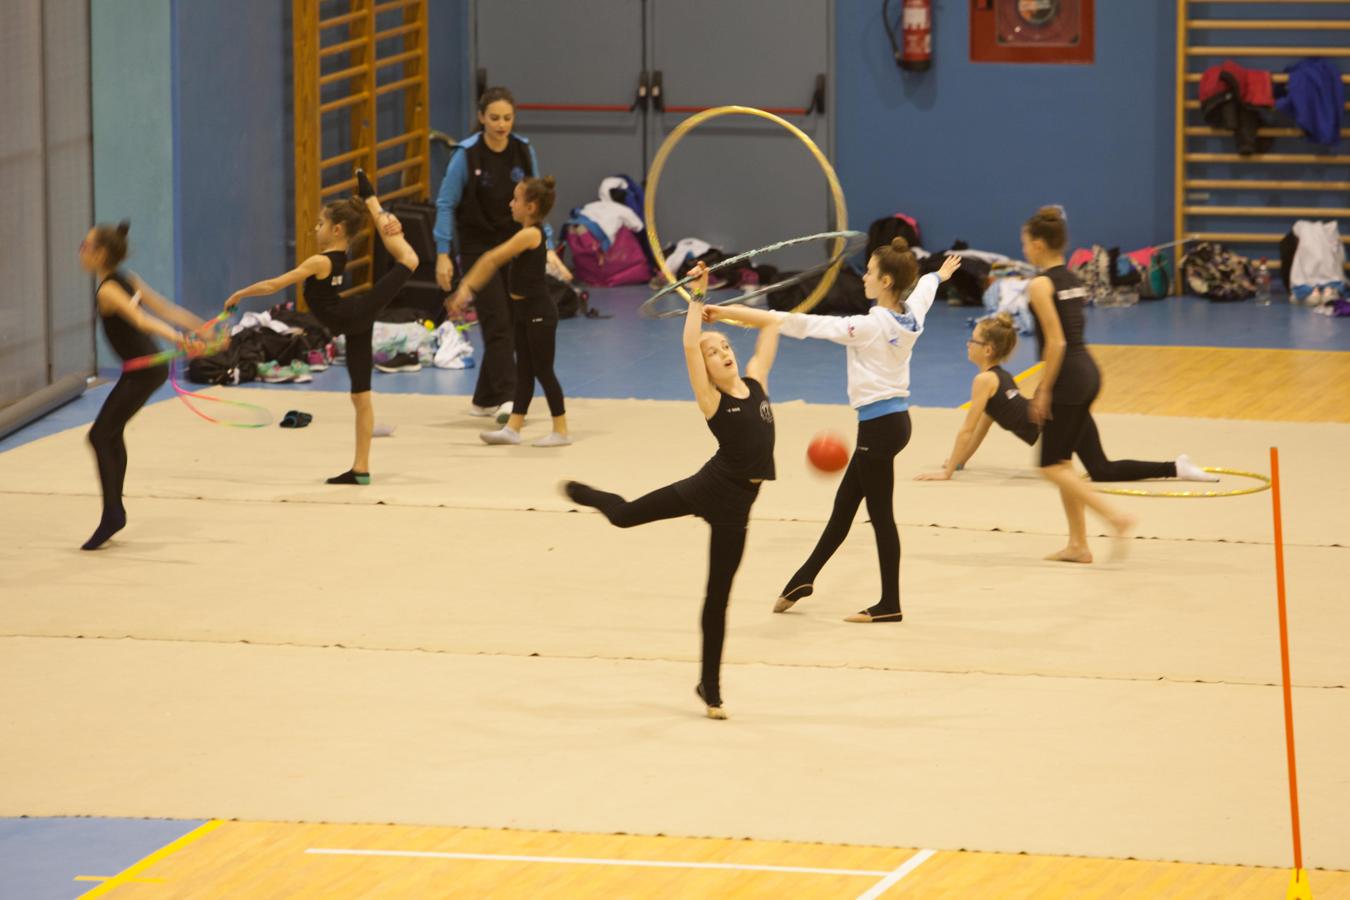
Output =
[{"x1": 434, "y1": 86, "x2": 567, "y2": 418}]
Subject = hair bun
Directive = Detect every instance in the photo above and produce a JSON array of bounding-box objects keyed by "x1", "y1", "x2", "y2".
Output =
[
  {"x1": 541, "y1": 175, "x2": 556, "y2": 189},
  {"x1": 1035, "y1": 205, "x2": 1065, "y2": 222},
  {"x1": 889, "y1": 236, "x2": 911, "y2": 253},
  {"x1": 116, "y1": 220, "x2": 131, "y2": 237},
  {"x1": 993, "y1": 311, "x2": 1014, "y2": 327}
]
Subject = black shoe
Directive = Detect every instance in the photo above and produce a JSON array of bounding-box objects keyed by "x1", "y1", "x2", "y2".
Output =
[
  {"x1": 375, "y1": 352, "x2": 420, "y2": 373},
  {"x1": 355, "y1": 168, "x2": 375, "y2": 199}
]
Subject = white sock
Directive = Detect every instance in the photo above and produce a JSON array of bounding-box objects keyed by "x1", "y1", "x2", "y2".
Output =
[
  {"x1": 480, "y1": 426, "x2": 521, "y2": 446},
  {"x1": 532, "y1": 431, "x2": 572, "y2": 447},
  {"x1": 1175, "y1": 453, "x2": 1219, "y2": 482}
]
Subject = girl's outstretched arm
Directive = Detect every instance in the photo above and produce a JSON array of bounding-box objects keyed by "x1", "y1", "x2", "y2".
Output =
[
  {"x1": 226, "y1": 255, "x2": 331, "y2": 311},
  {"x1": 129, "y1": 274, "x2": 207, "y2": 332},
  {"x1": 681, "y1": 262, "x2": 720, "y2": 417},
  {"x1": 446, "y1": 226, "x2": 541, "y2": 315}
]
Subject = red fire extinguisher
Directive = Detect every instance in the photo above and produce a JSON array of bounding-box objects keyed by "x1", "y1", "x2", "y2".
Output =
[{"x1": 900, "y1": 0, "x2": 932, "y2": 72}]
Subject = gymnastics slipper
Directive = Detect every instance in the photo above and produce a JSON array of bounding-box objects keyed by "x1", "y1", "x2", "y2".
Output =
[
  {"x1": 279, "y1": 410, "x2": 313, "y2": 428},
  {"x1": 695, "y1": 683, "x2": 727, "y2": 720},
  {"x1": 773, "y1": 583, "x2": 813, "y2": 614},
  {"x1": 843, "y1": 609, "x2": 904, "y2": 624}
]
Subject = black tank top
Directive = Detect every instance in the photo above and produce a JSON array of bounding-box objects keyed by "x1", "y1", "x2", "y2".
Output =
[
  {"x1": 983, "y1": 366, "x2": 1039, "y2": 446},
  {"x1": 508, "y1": 229, "x2": 547, "y2": 300},
  {"x1": 705, "y1": 378, "x2": 776, "y2": 482},
  {"x1": 303, "y1": 251, "x2": 348, "y2": 315},
  {"x1": 1032, "y1": 265, "x2": 1100, "y2": 404},
  {"x1": 97, "y1": 271, "x2": 160, "y2": 363}
]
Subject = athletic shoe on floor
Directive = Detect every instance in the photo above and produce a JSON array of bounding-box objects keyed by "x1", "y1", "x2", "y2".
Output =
[
  {"x1": 258, "y1": 361, "x2": 293, "y2": 383},
  {"x1": 532, "y1": 432, "x2": 571, "y2": 447},
  {"x1": 375, "y1": 352, "x2": 421, "y2": 373},
  {"x1": 1175, "y1": 453, "x2": 1220, "y2": 482},
  {"x1": 468, "y1": 403, "x2": 497, "y2": 417},
  {"x1": 480, "y1": 426, "x2": 521, "y2": 445},
  {"x1": 288, "y1": 360, "x2": 313, "y2": 383},
  {"x1": 495, "y1": 401, "x2": 513, "y2": 424},
  {"x1": 306, "y1": 349, "x2": 329, "y2": 372}
]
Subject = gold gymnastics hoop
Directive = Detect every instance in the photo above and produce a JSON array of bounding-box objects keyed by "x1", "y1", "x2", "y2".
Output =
[
  {"x1": 644, "y1": 105, "x2": 849, "y2": 315},
  {"x1": 1094, "y1": 466, "x2": 1271, "y2": 499}
]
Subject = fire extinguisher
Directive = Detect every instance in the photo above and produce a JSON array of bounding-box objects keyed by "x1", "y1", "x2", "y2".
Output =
[{"x1": 884, "y1": 0, "x2": 932, "y2": 72}]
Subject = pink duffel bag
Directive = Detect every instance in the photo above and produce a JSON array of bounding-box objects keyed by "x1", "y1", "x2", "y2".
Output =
[{"x1": 565, "y1": 226, "x2": 651, "y2": 287}]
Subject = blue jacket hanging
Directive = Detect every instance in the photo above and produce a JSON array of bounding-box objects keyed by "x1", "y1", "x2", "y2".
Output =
[{"x1": 1276, "y1": 58, "x2": 1345, "y2": 147}]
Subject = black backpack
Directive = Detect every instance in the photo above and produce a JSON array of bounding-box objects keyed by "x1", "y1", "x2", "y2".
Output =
[
  {"x1": 867, "y1": 215, "x2": 922, "y2": 255},
  {"x1": 766, "y1": 265, "x2": 869, "y2": 316}
]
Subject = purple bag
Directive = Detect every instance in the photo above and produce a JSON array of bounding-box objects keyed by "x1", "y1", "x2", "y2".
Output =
[{"x1": 565, "y1": 226, "x2": 651, "y2": 287}]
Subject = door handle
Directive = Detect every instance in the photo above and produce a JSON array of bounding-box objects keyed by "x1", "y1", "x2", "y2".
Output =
[
  {"x1": 651, "y1": 70, "x2": 664, "y2": 112},
  {"x1": 632, "y1": 70, "x2": 649, "y2": 112}
]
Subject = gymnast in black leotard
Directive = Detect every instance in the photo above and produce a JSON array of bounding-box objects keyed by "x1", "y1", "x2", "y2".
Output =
[
  {"x1": 916, "y1": 312, "x2": 1220, "y2": 485},
  {"x1": 1019, "y1": 206, "x2": 1135, "y2": 563},
  {"x1": 226, "y1": 170, "x2": 418, "y2": 485},
  {"x1": 77, "y1": 221, "x2": 212, "y2": 549},
  {"x1": 561, "y1": 262, "x2": 779, "y2": 720}
]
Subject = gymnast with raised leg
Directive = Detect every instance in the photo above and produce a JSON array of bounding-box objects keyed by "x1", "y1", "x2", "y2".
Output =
[
  {"x1": 1018, "y1": 206, "x2": 1135, "y2": 563},
  {"x1": 226, "y1": 170, "x2": 418, "y2": 485},
  {"x1": 561, "y1": 262, "x2": 778, "y2": 720},
  {"x1": 448, "y1": 176, "x2": 570, "y2": 447},
  {"x1": 707, "y1": 240, "x2": 960, "y2": 623},
  {"x1": 915, "y1": 311, "x2": 1220, "y2": 485},
  {"x1": 79, "y1": 221, "x2": 211, "y2": 549}
]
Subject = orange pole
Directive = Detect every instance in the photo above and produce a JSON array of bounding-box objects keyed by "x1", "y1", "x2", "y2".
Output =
[{"x1": 1269, "y1": 447, "x2": 1303, "y2": 872}]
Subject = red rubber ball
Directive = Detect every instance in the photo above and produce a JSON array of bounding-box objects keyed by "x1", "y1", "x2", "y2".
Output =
[{"x1": 807, "y1": 432, "x2": 849, "y2": 472}]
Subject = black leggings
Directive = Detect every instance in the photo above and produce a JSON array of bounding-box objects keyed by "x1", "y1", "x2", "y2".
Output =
[
  {"x1": 1075, "y1": 415, "x2": 1175, "y2": 481},
  {"x1": 462, "y1": 252, "x2": 514, "y2": 408},
  {"x1": 512, "y1": 299, "x2": 564, "y2": 417},
  {"x1": 314, "y1": 263, "x2": 413, "y2": 394},
  {"x1": 88, "y1": 366, "x2": 168, "y2": 516},
  {"x1": 574, "y1": 481, "x2": 752, "y2": 707},
  {"x1": 785, "y1": 411, "x2": 912, "y2": 613}
]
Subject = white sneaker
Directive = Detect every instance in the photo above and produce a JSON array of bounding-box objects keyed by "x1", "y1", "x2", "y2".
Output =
[
  {"x1": 1175, "y1": 453, "x2": 1219, "y2": 482},
  {"x1": 532, "y1": 432, "x2": 572, "y2": 447},
  {"x1": 495, "y1": 401, "x2": 514, "y2": 425},
  {"x1": 480, "y1": 426, "x2": 521, "y2": 446},
  {"x1": 468, "y1": 403, "x2": 496, "y2": 417}
]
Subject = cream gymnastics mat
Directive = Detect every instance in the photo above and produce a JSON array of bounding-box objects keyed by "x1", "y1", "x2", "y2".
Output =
[{"x1": 1, "y1": 390, "x2": 1347, "y2": 870}]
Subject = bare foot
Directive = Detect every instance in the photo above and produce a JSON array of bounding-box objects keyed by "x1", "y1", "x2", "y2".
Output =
[
  {"x1": 1045, "y1": 546, "x2": 1093, "y2": 564},
  {"x1": 1108, "y1": 514, "x2": 1138, "y2": 563}
]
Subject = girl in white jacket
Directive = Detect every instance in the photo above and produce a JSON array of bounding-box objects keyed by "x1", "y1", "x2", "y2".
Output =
[{"x1": 706, "y1": 239, "x2": 960, "y2": 622}]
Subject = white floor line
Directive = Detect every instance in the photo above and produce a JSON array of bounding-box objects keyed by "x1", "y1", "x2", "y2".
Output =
[
  {"x1": 305, "y1": 847, "x2": 891, "y2": 877},
  {"x1": 854, "y1": 848, "x2": 937, "y2": 900}
]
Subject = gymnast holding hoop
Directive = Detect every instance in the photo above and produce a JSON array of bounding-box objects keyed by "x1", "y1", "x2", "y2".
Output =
[
  {"x1": 561, "y1": 262, "x2": 780, "y2": 720},
  {"x1": 707, "y1": 240, "x2": 961, "y2": 624},
  {"x1": 915, "y1": 312, "x2": 1219, "y2": 486},
  {"x1": 78, "y1": 221, "x2": 211, "y2": 550}
]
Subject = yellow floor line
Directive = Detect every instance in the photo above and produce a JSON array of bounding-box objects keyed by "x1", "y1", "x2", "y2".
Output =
[{"x1": 78, "y1": 820, "x2": 223, "y2": 898}]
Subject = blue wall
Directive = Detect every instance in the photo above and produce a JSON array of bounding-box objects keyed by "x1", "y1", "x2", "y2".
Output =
[
  {"x1": 90, "y1": 0, "x2": 471, "y2": 336},
  {"x1": 91, "y1": 0, "x2": 176, "y2": 366},
  {"x1": 833, "y1": 0, "x2": 1176, "y2": 258},
  {"x1": 173, "y1": 0, "x2": 290, "y2": 314}
]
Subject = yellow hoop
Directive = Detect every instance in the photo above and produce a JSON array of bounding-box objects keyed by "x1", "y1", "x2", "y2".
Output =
[
  {"x1": 1095, "y1": 466, "x2": 1271, "y2": 499},
  {"x1": 644, "y1": 105, "x2": 849, "y2": 315}
]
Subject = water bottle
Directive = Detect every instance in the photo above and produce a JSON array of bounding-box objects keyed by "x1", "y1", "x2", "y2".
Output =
[{"x1": 1255, "y1": 259, "x2": 1272, "y2": 305}]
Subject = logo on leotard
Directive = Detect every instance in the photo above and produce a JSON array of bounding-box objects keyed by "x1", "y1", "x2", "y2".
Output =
[
  {"x1": 1058, "y1": 287, "x2": 1088, "y2": 301},
  {"x1": 759, "y1": 400, "x2": 774, "y2": 423},
  {"x1": 510, "y1": 166, "x2": 525, "y2": 183},
  {"x1": 332, "y1": 275, "x2": 343, "y2": 287},
  {"x1": 1006, "y1": 389, "x2": 1019, "y2": 400}
]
